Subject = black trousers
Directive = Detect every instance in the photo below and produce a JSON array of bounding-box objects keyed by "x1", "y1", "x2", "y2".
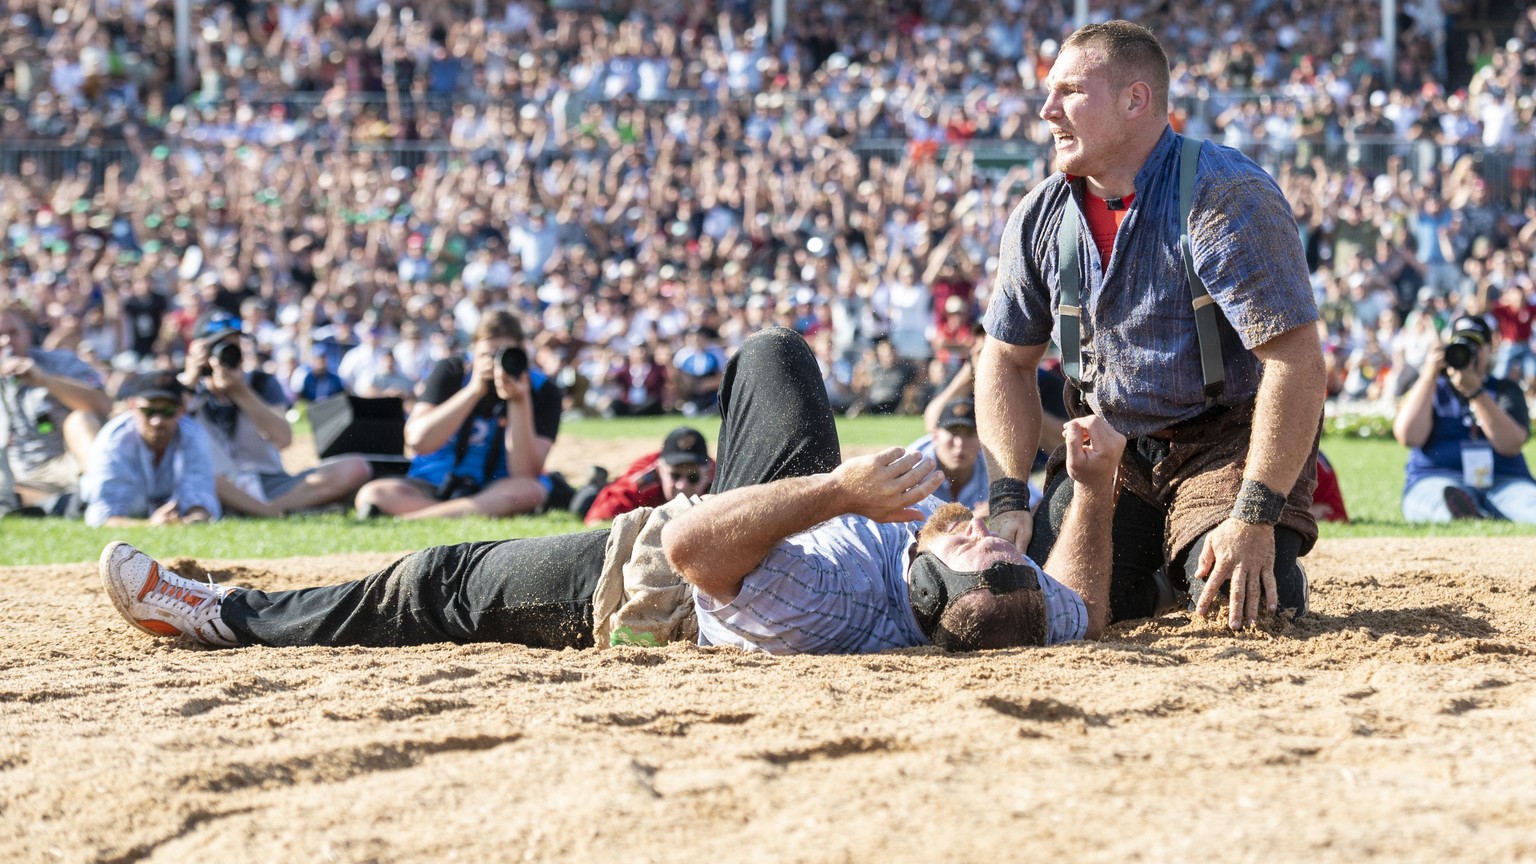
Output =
[{"x1": 222, "y1": 328, "x2": 841, "y2": 649}]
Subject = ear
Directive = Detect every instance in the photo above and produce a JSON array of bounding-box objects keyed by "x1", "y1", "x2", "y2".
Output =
[{"x1": 1123, "y1": 80, "x2": 1154, "y2": 119}]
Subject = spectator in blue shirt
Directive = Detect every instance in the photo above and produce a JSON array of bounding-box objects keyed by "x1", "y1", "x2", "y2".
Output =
[
  {"x1": 291, "y1": 346, "x2": 348, "y2": 405},
  {"x1": 672, "y1": 326, "x2": 727, "y2": 416},
  {"x1": 80, "y1": 371, "x2": 220, "y2": 527},
  {"x1": 1393, "y1": 315, "x2": 1536, "y2": 523}
]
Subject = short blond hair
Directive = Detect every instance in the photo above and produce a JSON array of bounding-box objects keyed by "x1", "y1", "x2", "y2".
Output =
[
  {"x1": 915, "y1": 502, "x2": 976, "y2": 553},
  {"x1": 1063, "y1": 20, "x2": 1171, "y2": 114}
]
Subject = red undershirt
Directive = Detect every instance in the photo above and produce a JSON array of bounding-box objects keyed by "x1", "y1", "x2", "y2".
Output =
[{"x1": 1081, "y1": 190, "x2": 1134, "y2": 271}]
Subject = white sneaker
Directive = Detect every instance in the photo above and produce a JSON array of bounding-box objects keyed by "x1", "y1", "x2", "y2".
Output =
[{"x1": 98, "y1": 541, "x2": 239, "y2": 647}]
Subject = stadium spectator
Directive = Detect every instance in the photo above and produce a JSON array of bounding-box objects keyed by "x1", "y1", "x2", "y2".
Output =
[
  {"x1": 0, "y1": 300, "x2": 108, "y2": 516},
  {"x1": 290, "y1": 346, "x2": 348, "y2": 405},
  {"x1": 183, "y1": 311, "x2": 372, "y2": 518},
  {"x1": 854, "y1": 336, "x2": 919, "y2": 416},
  {"x1": 1489, "y1": 281, "x2": 1536, "y2": 391},
  {"x1": 79, "y1": 371, "x2": 219, "y2": 528},
  {"x1": 599, "y1": 343, "x2": 669, "y2": 417},
  {"x1": 353, "y1": 350, "x2": 417, "y2": 408},
  {"x1": 576, "y1": 425, "x2": 714, "y2": 525},
  {"x1": 672, "y1": 326, "x2": 727, "y2": 416},
  {"x1": 1393, "y1": 314, "x2": 1536, "y2": 523},
  {"x1": 353, "y1": 309, "x2": 562, "y2": 519},
  {"x1": 909, "y1": 397, "x2": 990, "y2": 515}
]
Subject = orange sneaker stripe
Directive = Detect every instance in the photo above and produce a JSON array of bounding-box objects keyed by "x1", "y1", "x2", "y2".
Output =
[
  {"x1": 136, "y1": 562, "x2": 161, "y2": 602},
  {"x1": 138, "y1": 619, "x2": 181, "y2": 636}
]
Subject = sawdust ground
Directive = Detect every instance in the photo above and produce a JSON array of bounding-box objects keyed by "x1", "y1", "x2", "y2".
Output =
[{"x1": 4, "y1": 533, "x2": 1535, "y2": 862}]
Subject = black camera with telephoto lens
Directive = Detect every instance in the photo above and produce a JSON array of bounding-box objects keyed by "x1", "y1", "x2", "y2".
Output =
[
  {"x1": 215, "y1": 341, "x2": 243, "y2": 369},
  {"x1": 201, "y1": 340, "x2": 243, "y2": 377},
  {"x1": 496, "y1": 345, "x2": 528, "y2": 377},
  {"x1": 1443, "y1": 337, "x2": 1477, "y2": 372}
]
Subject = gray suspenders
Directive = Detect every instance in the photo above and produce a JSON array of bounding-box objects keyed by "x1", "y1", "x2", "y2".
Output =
[{"x1": 1056, "y1": 135, "x2": 1226, "y2": 404}]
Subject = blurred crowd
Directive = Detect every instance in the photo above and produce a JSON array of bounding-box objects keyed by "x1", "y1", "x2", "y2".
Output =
[{"x1": 1, "y1": 0, "x2": 1535, "y2": 430}]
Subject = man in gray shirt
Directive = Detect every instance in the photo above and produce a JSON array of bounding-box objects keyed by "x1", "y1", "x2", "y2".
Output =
[{"x1": 0, "y1": 301, "x2": 110, "y2": 515}]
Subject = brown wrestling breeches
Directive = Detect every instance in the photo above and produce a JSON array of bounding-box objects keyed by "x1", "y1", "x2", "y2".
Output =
[{"x1": 1027, "y1": 384, "x2": 1319, "y2": 620}]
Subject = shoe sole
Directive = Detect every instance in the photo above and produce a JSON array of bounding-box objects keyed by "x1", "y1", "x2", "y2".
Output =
[
  {"x1": 1444, "y1": 487, "x2": 1481, "y2": 520},
  {"x1": 1292, "y1": 562, "x2": 1309, "y2": 619},
  {"x1": 98, "y1": 540, "x2": 181, "y2": 638}
]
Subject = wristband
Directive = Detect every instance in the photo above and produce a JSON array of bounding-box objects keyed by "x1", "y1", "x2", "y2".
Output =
[
  {"x1": 1231, "y1": 479, "x2": 1286, "y2": 526},
  {"x1": 989, "y1": 477, "x2": 1033, "y2": 516}
]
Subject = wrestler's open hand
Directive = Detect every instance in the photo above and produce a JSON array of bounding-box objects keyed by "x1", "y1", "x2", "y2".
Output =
[
  {"x1": 1193, "y1": 518, "x2": 1277, "y2": 629},
  {"x1": 831, "y1": 446, "x2": 943, "y2": 523}
]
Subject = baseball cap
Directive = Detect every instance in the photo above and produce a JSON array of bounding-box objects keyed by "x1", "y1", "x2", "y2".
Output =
[
  {"x1": 1450, "y1": 315, "x2": 1492, "y2": 346},
  {"x1": 660, "y1": 427, "x2": 709, "y2": 466},
  {"x1": 193, "y1": 309, "x2": 242, "y2": 342},
  {"x1": 131, "y1": 370, "x2": 186, "y2": 403},
  {"x1": 936, "y1": 398, "x2": 978, "y2": 432}
]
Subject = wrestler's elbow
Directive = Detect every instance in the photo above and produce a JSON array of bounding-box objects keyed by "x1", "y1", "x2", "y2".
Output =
[
  {"x1": 660, "y1": 519, "x2": 698, "y2": 580},
  {"x1": 1082, "y1": 607, "x2": 1107, "y2": 642},
  {"x1": 661, "y1": 518, "x2": 739, "y2": 600}
]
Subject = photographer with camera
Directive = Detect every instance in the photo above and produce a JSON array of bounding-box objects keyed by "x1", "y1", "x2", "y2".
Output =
[
  {"x1": 1393, "y1": 314, "x2": 1536, "y2": 523},
  {"x1": 353, "y1": 310, "x2": 563, "y2": 520},
  {"x1": 183, "y1": 311, "x2": 373, "y2": 518}
]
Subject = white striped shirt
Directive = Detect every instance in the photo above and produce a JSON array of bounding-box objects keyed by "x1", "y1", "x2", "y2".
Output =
[{"x1": 694, "y1": 496, "x2": 1087, "y2": 654}]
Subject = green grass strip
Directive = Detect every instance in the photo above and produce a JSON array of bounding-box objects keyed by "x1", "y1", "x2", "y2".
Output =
[{"x1": 5, "y1": 417, "x2": 1531, "y2": 567}]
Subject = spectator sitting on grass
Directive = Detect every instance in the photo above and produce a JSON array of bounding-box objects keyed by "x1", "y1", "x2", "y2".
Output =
[
  {"x1": 79, "y1": 371, "x2": 219, "y2": 528},
  {"x1": 1393, "y1": 314, "x2": 1536, "y2": 522},
  {"x1": 575, "y1": 425, "x2": 714, "y2": 525},
  {"x1": 0, "y1": 301, "x2": 110, "y2": 516},
  {"x1": 352, "y1": 310, "x2": 563, "y2": 520},
  {"x1": 183, "y1": 311, "x2": 373, "y2": 518}
]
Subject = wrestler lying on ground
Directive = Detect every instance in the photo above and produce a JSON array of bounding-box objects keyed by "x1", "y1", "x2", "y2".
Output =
[{"x1": 99, "y1": 328, "x2": 1123, "y2": 655}]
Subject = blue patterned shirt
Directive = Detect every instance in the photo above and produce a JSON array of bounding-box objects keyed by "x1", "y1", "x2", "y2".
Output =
[
  {"x1": 984, "y1": 127, "x2": 1318, "y2": 438},
  {"x1": 694, "y1": 496, "x2": 1087, "y2": 654}
]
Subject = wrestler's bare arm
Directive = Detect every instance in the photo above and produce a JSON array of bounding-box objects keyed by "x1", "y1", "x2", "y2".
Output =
[
  {"x1": 1195, "y1": 322, "x2": 1326, "y2": 628},
  {"x1": 662, "y1": 448, "x2": 943, "y2": 603},
  {"x1": 976, "y1": 338, "x2": 1049, "y2": 549}
]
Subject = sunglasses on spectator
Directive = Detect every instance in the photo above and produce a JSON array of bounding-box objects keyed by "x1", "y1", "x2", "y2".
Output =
[
  {"x1": 668, "y1": 470, "x2": 703, "y2": 484},
  {"x1": 138, "y1": 405, "x2": 180, "y2": 419}
]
